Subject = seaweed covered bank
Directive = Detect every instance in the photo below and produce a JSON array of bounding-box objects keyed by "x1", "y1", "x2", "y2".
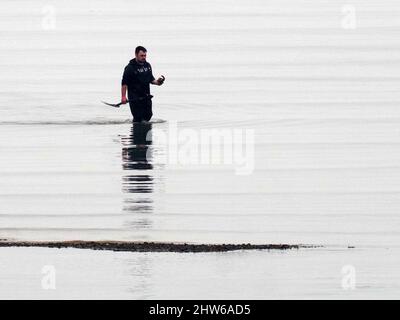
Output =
[{"x1": 0, "y1": 241, "x2": 306, "y2": 253}]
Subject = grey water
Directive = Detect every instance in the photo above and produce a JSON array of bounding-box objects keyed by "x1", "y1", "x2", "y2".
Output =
[{"x1": 1, "y1": 0, "x2": 400, "y2": 299}]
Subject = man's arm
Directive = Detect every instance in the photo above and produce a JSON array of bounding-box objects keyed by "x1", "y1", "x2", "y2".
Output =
[
  {"x1": 121, "y1": 85, "x2": 128, "y2": 103},
  {"x1": 151, "y1": 75, "x2": 165, "y2": 86},
  {"x1": 121, "y1": 65, "x2": 129, "y2": 103}
]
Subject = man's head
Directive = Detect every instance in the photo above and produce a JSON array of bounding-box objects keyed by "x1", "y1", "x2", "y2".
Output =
[{"x1": 135, "y1": 46, "x2": 147, "y2": 64}]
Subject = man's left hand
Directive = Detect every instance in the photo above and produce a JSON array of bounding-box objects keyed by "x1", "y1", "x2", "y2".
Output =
[{"x1": 157, "y1": 75, "x2": 165, "y2": 85}]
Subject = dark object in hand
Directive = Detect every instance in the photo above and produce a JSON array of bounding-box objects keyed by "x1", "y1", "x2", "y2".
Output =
[{"x1": 158, "y1": 75, "x2": 165, "y2": 85}]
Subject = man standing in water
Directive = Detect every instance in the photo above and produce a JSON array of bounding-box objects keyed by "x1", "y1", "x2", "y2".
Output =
[{"x1": 121, "y1": 46, "x2": 165, "y2": 122}]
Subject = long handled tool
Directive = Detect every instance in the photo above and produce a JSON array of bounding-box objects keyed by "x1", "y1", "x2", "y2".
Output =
[
  {"x1": 101, "y1": 101, "x2": 128, "y2": 108},
  {"x1": 101, "y1": 95, "x2": 154, "y2": 108}
]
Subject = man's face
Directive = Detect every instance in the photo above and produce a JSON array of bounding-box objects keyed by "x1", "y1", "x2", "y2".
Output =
[{"x1": 136, "y1": 50, "x2": 147, "y2": 63}]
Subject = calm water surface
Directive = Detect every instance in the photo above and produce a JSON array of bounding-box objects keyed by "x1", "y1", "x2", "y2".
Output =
[{"x1": 1, "y1": 0, "x2": 400, "y2": 298}]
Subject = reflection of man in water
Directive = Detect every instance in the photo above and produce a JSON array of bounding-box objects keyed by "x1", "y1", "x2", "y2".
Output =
[
  {"x1": 121, "y1": 124, "x2": 154, "y2": 229},
  {"x1": 121, "y1": 46, "x2": 165, "y2": 122},
  {"x1": 122, "y1": 123, "x2": 153, "y2": 172}
]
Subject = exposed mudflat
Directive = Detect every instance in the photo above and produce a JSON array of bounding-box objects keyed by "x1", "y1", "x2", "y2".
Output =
[{"x1": 0, "y1": 240, "x2": 301, "y2": 252}]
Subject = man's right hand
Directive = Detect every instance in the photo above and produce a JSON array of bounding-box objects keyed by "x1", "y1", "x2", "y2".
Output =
[{"x1": 121, "y1": 96, "x2": 128, "y2": 104}]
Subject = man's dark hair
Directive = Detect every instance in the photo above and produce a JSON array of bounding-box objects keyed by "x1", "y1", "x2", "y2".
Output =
[{"x1": 135, "y1": 46, "x2": 147, "y2": 55}]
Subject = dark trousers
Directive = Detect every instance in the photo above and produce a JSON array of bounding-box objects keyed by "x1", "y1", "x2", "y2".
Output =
[{"x1": 128, "y1": 97, "x2": 153, "y2": 122}]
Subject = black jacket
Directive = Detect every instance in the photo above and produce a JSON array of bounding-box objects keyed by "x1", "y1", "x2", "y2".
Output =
[{"x1": 121, "y1": 58, "x2": 155, "y2": 98}]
